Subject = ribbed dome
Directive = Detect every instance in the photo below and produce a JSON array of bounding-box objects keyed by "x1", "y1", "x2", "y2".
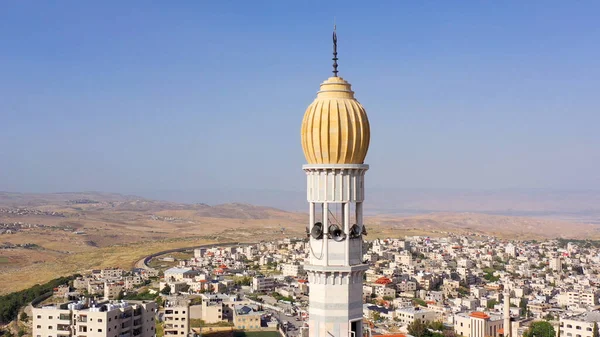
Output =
[{"x1": 301, "y1": 76, "x2": 370, "y2": 164}]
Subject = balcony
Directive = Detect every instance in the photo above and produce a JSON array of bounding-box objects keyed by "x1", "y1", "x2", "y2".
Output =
[
  {"x1": 57, "y1": 325, "x2": 70, "y2": 332},
  {"x1": 77, "y1": 317, "x2": 87, "y2": 323},
  {"x1": 59, "y1": 315, "x2": 71, "y2": 321},
  {"x1": 119, "y1": 333, "x2": 131, "y2": 337}
]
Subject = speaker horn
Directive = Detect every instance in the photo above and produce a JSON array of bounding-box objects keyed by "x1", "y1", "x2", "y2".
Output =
[
  {"x1": 328, "y1": 224, "x2": 346, "y2": 242},
  {"x1": 310, "y1": 222, "x2": 323, "y2": 240},
  {"x1": 350, "y1": 224, "x2": 362, "y2": 239}
]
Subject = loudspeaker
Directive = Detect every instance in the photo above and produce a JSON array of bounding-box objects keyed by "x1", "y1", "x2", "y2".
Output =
[
  {"x1": 328, "y1": 224, "x2": 346, "y2": 242},
  {"x1": 310, "y1": 222, "x2": 323, "y2": 239}
]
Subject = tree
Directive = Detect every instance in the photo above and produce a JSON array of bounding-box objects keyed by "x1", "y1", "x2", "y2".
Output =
[
  {"x1": 430, "y1": 321, "x2": 445, "y2": 332},
  {"x1": 160, "y1": 285, "x2": 171, "y2": 295},
  {"x1": 383, "y1": 296, "x2": 395, "y2": 301},
  {"x1": 408, "y1": 320, "x2": 433, "y2": 337},
  {"x1": 519, "y1": 298, "x2": 529, "y2": 316},
  {"x1": 593, "y1": 322, "x2": 598, "y2": 337},
  {"x1": 487, "y1": 299, "x2": 498, "y2": 309},
  {"x1": 523, "y1": 321, "x2": 556, "y2": 337},
  {"x1": 19, "y1": 312, "x2": 28, "y2": 322}
]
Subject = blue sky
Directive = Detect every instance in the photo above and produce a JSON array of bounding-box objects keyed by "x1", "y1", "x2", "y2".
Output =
[{"x1": 1, "y1": 1, "x2": 599, "y2": 196}]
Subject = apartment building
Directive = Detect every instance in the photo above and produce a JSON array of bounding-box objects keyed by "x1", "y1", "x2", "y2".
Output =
[
  {"x1": 373, "y1": 284, "x2": 397, "y2": 298},
  {"x1": 104, "y1": 282, "x2": 124, "y2": 301},
  {"x1": 558, "y1": 291, "x2": 599, "y2": 307},
  {"x1": 281, "y1": 263, "x2": 305, "y2": 277},
  {"x1": 100, "y1": 268, "x2": 124, "y2": 280},
  {"x1": 560, "y1": 311, "x2": 600, "y2": 337},
  {"x1": 252, "y1": 276, "x2": 274, "y2": 293},
  {"x1": 32, "y1": 300, "x2": 156, "y2": 337},
  {"x1": 455, "y1": 312, "x2": 504, "y2": 337},
  {"x1": 233, "y1": 305, "x2": 263, "y2": 330},
  {"x1": 163, "y1": 302, "x2": 189, "y2": 337},
  {"x1": 395, "y1": 307, "x2": 437, "y2": 326},
  {"x1": 163, "y1": 268, "x2": 198, "y2": 283}
]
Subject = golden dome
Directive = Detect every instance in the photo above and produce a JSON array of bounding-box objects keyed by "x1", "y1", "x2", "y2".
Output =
[{"x1": 301, "y1": 76, "x2": 370, "y2": 164}]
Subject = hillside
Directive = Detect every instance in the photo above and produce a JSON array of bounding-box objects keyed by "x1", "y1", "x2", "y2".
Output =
[{"x1": 1, "y1": 191, "x2": 599, "y2": 294}]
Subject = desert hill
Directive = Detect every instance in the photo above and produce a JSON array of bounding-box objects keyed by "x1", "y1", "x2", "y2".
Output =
[{"x1": 0, "y1": 191, "x2": 599, "y2": 295}]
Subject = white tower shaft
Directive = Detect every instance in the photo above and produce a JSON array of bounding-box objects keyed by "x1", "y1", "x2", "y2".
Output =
[
  {"x1": 503, "y1": 291, "x2": 511, "y2": 337},
  {"x1": 305, "y1": 164, "x2": 368, "y2": 337}
]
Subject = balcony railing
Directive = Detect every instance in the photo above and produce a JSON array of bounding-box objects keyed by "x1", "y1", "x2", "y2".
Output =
[
  {"x1": 77, "y1": 317, "x2": 87, "y2": 323},
  {"x1": 59, "y1": 315, "x2": 71, "y2": 321},
  {"x1": 57, "y1": 325, "x2": 70, "y2": 331}
]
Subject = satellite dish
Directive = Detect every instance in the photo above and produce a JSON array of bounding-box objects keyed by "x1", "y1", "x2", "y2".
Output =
[
  {"x1": 328, "y1": 224, "x2": 346, "y2": 242},
  {"x1": 311, "y1": 222, "x2": 323, "y2": 240}
]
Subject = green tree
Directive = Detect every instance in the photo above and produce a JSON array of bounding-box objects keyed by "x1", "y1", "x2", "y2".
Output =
[
  {"x1": 523, "y1": 321, "x2": 556, "y2": 337},
  {"x1": 593, "y1": 322, "x2": 598, "y2": 337},
  {"x1": 17, "y1": 330, "x2": 24, "y2": 337},
  {"x1": 519, "y1": 298, "x2": 529, "y2": 316},
  {"x1": 487, "y1": 299, "x2": 498, "y2": 309},
  {"x1": 408, "y1": 320, "x2": 433, "y2": 337},
  {"x1": 160, "y1": 285, "x2": 171, "y2": 295},
  {"x1": 430, "y1": 321, "x2": 445, "y2": 331},
  {"x1": 383, "y1": 296, "x2": 395, "y2": 301},
  {"x1": 19, "y1": 312, "x2": 28, "y2": 322}
]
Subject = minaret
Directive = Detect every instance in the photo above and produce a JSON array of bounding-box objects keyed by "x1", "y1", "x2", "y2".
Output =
[
  {"x1": 301, "y1": 27, "x2": 371, "y2": 337},
  {"x1": 503, "y1": 290, "x2": 511, "y2": 337}
]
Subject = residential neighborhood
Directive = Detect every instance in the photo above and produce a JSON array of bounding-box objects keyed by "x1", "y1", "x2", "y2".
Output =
[{"x1": 20, "y1": 235, "x2": 600, "y2": 337}]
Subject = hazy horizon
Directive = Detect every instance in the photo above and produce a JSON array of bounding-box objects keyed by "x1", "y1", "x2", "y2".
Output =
[{"x1": 2, "y1": 2, "x2": 599, "y2": 193}]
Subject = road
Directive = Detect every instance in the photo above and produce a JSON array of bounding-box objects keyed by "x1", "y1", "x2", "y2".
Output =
[{"x1": 133, "y1": 242, "x2": 245, "y2": 270}]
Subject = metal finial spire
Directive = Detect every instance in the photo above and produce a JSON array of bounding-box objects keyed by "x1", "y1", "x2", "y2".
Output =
[{"x1": 332, "y1": 24, "x2": 339, "y2": 77}]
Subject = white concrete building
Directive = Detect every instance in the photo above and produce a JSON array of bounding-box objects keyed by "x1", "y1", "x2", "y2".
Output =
[
  {"x1": 454, "y1": 312, "x2": 504, "y2": 337},
  {"x1": 33, "y1": 301, "x2": 156, "y2": 337},
  {"x1": 251, "y1": 276, "x2": 274, "y2": 293},
  {"x1": 560, "y1": 311, "x2": 600, "y2": 337},
  {"x1": 282, "y1": 263, "x2": 305, "y2": 277},
  {"x1": 163, "y1": 302, "x2": 189, "y2": 337},
  {"x1": 395, "y1": 307, "x2": 437, "y2": 326}
]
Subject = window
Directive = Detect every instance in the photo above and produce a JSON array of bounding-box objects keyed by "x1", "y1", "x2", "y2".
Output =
[
  {"x1": 109, "y1": 318, "x2": 112, "y2": 322},
  {"x1": 98, "y1": 330, "x2": 102, "y2": 333},
  {"x1": 37, "y1": 316, "x2": 42, "y2": 319},
  {"x1": 577, "y1": 327, "x2": 582, "y2": 330},
  {"x1": 568, "y1": 325, "x2": 573, "y2": 329},
  {"x1": 37, "y1": 326, "x2": 41, "y2": 329},
  {"x1": 182, "y1": 311, "x2": 186, "y2": 314},
  {"x1": 98, "y1": 319, "x2": 102, "y2": 323},
  {"x1": 49, "y1": 316, "x2": 53, "y2": 320}
]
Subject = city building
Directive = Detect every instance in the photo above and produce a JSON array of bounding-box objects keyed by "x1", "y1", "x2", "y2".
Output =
[
  {"x1": 251, "y1": 276, "x2": 274, "y2": 293},
  {"x1": 162, "y1": 301, "x2": 189, "y2": 337},
  {"x1": 395, "y1": 307, "x2": 437, "y2": 326},
  {"x1": 32, "y1": 300, "x2": 157, "y2": 337},
  {"x1": 282, "y1": 263, "x2": 305, "y2": 277},
  {"x1": 232, "y1": 305, "x2": 263, "y2": 330},
  {"x1": 560, "y1": 311, "x2": 600, "y2": 337},
  {"x1": 302, "y1": 28, "x2": 370, "y2": 337},
  {"x1": 454, "y1": 312, "x2": 504, "y2": 337}
]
